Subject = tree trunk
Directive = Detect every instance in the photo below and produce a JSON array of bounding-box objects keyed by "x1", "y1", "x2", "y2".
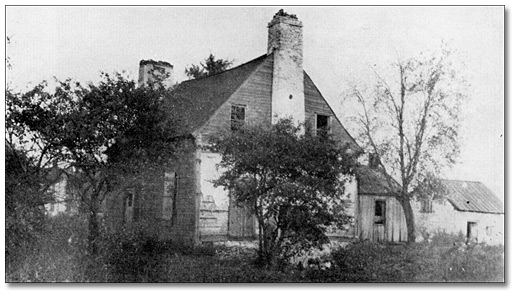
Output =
[{"x1": 400, "y1": 197, "x2": 416, "y2": 243}]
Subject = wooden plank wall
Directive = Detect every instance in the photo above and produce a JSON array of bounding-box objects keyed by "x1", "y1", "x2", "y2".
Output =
[{"x1": 357, "y1": 195, "x2": 407, "y2": 242}]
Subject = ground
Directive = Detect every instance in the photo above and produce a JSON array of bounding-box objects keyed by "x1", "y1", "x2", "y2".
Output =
[{"x1": 6, "y1": 214, "x2": 504, "y2": 283}]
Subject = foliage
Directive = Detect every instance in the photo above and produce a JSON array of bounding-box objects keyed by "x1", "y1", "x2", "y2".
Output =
[
  {"x1": 317, "y1": 240, "x2": 503, "y2": 282},
  {"x1": 5, "y1": 146, "x2": 53, "y2": 270},
  {"x1": 7, "y1": 216, "x2": 504, "y2": 283},
  {"x1": 344, "y1": 46, "x2": 468, "y2": 242},
  {"x1": 209, "y1": 119, "x2": 359, "y2": 268},
  {"x1": 185, "y1": 53, "x2": 233, "y2": 79},
  {"x1": 6, "y1": 73, "x2": 180, "y2": 254}
]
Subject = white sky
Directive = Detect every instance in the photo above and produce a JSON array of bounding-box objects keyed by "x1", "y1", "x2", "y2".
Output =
[{"x1": 5, "y1": 6, "x2": 504, "y2": 198}]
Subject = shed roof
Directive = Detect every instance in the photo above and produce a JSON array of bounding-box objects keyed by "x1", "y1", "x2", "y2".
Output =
[
  {"x1": 357, "y1": 165, "x2": 401, "y2": 196},
  {"x1": 440, "y1": 179, "x2": 504, "y2": 214}
]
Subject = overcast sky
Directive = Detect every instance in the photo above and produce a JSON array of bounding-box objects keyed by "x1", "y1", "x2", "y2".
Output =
[{"x1": 5, "y1": 6, "x2": 504, "y2": 199}]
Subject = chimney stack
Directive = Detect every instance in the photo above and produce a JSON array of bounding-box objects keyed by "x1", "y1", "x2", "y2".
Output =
[
  {"x1": 267, "y1": 10, "x2": 305, "y2": 126},
  {"x1": 138, "y1": 59, "x2": 174, "y2": 88}
]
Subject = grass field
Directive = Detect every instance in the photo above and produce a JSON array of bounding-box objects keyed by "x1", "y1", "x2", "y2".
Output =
[{"x1": 6, "y1": 215, "x2": 504, "y2": 283}]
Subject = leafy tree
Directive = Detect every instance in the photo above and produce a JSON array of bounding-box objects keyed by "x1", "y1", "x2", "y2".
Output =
[
  {"x1": 8, "y1": 73, "x2": 179, "y2": 254},
  {"x1": 185, "y1": 53, "x2": 233, "y2": 79},
  {"x1": 209, "y1": 119, "x2": 358, "y2": 268},
  {"x1": 344, "y1": 47, "x2": 467, "y2": 242}
]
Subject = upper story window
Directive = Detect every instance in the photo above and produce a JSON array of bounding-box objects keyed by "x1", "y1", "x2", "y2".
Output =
[
  {"x1": 231, "y1": 105, "x2": 246, "y2": 131},
  {"x1": 316, "y1": 114, "x2": 330, "y2": 137}
]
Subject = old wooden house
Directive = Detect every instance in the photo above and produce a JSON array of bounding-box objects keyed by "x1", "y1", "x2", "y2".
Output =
[
  {"x1": 414, "y1": 179, "x2": 504, "y2": 245},
  {"x1": 103, "y1": 10, "x2": 412, "y2": 245}
]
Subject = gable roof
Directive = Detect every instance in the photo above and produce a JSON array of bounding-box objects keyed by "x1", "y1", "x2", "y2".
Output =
[
  {"x1": 357, "y1": 165, "x2": 401, "y2": 196},
  {"x1": 167, "y1": 54, "x2": 362, "y2": 153},
  {"x1": 440, "y1": 179, "x2": 504, "y2": 214},
  {"x1": 168, "y1": 54, "x2": 270, "y2": 135}
]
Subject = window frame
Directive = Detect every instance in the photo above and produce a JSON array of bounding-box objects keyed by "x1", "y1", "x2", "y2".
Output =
[
  {"x1": 374, "y1": 199, "x2": 386, "y2": 225},
  {"x1": 230, "y1": 104, "x2": 246, "y2": 132},
  {"x1": 315, "y1": 114, "x2": 330, "y2": 137}
]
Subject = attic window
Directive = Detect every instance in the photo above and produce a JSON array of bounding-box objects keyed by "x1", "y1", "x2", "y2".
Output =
[
  {"x1": 231, "y1": 105, "x2": 246, "y2": 131},
  {"x1": 374, "y1": 200, "x2": 386, "y2": 225},
  {"x1": 316, "y1": 114, "x2": 330, "y2": 137}
]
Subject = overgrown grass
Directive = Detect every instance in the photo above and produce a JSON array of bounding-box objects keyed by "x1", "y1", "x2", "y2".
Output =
[
  {"x1": 306, "y1": 237, "x2": 504, "y2": 282},
  {"x1": 6, "y1": 216, "x2": 504, "y2": 283}
]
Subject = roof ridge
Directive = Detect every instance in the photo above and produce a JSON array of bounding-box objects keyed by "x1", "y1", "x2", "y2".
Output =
[{"x1": 181, "y1": 53, "x2": 269, "y2": 84}]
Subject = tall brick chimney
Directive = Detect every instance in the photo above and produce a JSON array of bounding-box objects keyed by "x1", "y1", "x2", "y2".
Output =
[
  {"x1": 138, "y1": 59, "x2": 174, "y2": 88},
  {"x1": 267, "y1": 10, "x2": 305, "y2": 126}
]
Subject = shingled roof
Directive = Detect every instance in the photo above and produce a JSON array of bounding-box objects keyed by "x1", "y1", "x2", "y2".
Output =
[
  {"x1": 440, "y1": 179, "x2": 504, "y2": 214},
  {"x1": 167, "y1": 54, "x2": 270, "y2": 135},
  {"x1": 356, "y1": 165, "x2": 401, "y2": 196}
]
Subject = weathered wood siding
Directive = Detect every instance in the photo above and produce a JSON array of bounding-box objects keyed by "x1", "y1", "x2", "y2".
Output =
[
  {"x1": 103, "y1": 138, "x2": 201, "y2": 245},
  {"x1": 198, "y1": 55, "x2": 274, "y2": 143},
  {"x1": 169, "y1": 55, "x2": 361, "y2": 242},
  {"x1": 303, "y1": 73, "x2": 358, "y2": 148},
  {"x1": 356, "y1": 195, "x2": 408, "y2": 242}
]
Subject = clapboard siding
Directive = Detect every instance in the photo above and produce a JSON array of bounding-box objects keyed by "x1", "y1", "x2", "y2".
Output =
[
  {"x1": 303, "y1": 73, "x2": 359, "y2": 150},
  {"x1": 357, "y1": 195, "x2": 408, "y2": 242},
  {"x1": 199, "y1": 55, "x2": 274, "y2": 143}
]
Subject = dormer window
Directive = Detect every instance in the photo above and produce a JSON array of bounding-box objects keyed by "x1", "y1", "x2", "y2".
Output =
[
  {"x1": 316, "y1": 114, "x2": 330, "y2": 137},
  {"x1": 231, "y1": 105, "x2": 246, "y2": 131}
]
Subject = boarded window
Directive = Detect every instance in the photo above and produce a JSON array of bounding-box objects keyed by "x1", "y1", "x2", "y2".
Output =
[
  {"x1": 163, "y1": 172, "x2": 179, "y2": 223},
  {"x1": 231, "y1": 105, "x2": 246, "y2": 131},
  {"x1": 374, "y1": 200, "x2": 386, "y2": 224},
  {"x1": 316, "y1": 114, "x2": 330, "y2": 137}
]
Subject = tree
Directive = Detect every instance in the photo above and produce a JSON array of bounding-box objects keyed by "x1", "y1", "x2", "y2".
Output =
[
  {"x1": 185, "y1": 53, "x2": 233, "y2": 79},
  {"x1": 209, "y1": 119, "x2": 358, "y2": 268},
  {"x1": 8, "y1": 73, "x2": 180, "y2": 254},
  {"x1": 344, "y1": 47, "x2": 467, "y2": 242}
]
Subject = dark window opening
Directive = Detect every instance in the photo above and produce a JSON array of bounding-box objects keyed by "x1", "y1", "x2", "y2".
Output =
[
  {"x1": 420, "y1": 199, "x2": 433, "y2": 213},
  {"x1": 231, "y1": 105, "x2": 246, "y2": 131},
  {"x1": 126, "y1": 193, "x2": 133, "y2": 207},
  {"x1": 374, "y1": 200, "x2": 386, "y2": 225},
  {"x1": 467, "y1": 221, "x2": 478, "y2": 243},
  {"x1": 316, "y1": 114, "x2": 330, "y2": 137}
]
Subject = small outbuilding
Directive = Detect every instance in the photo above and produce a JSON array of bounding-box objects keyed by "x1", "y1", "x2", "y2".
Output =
[
  {"x1": 354, "y1": 165, "x2": 408, "y2": 242},
  {"x1": 415, "y1": 179, "x2": 504, "y2": 245}
]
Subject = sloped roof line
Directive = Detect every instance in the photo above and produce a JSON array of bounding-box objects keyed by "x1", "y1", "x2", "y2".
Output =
[
  {"x1": 303, "y1": 72, "x2": 363, "y2": 153},
  {"x1": 193, "y1": 55, "x2": 273, "y2": 135},
  {"x1": 356, "y1": 165, "x2": 401, "y2": 196},
  {"x1": 439, "y1": 179, "x2": 504, "y2": 214},
  {"x1": 168, "y1": 54, "x2": 270, "y2": 135}
]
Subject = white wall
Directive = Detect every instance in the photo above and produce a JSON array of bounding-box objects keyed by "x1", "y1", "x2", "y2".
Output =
[
  {"x1": 199, "y1": 152, "x2": 230, "y2": 236},
  {"x1": 413, "y1": 200, "x2": 504, "y2": 245}
]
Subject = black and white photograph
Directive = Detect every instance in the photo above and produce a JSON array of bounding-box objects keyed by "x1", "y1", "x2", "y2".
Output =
[{"x1": 4, "y1": 5, "x2": 506, "y2": 284}]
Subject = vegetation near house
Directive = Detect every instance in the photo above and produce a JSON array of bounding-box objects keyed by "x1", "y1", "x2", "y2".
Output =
[
  {"x1": 6, "y1": 73, "x2": 180, "y2": 255},
  {"x1": 185, "y1": 53, "x2": 233, "y2": 79},
  {"x1": 208, "y1": 119, "x2": 359, "y2": 268},
  {"x1": 344, "y1": 46, "x2": 468, "y2": 242}
]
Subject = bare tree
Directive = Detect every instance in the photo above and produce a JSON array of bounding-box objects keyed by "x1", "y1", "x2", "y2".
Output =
[{"x1": 344, "y1": 47, "x2": 467, "y2": 242}]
